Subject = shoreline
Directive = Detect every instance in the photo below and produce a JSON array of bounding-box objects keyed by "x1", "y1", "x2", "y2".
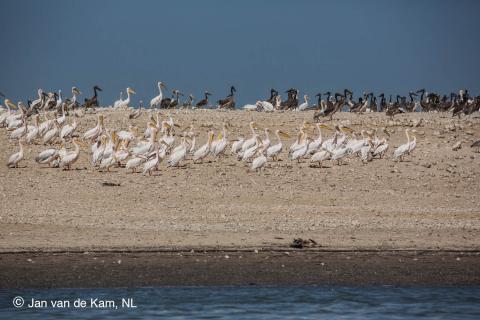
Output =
[{"x1": 1, "y1": 250, "x2": 479, "y2": 287}]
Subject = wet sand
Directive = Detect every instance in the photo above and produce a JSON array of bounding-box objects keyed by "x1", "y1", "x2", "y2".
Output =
[
  {"x1": 1, "y1": 250, "x2": 479, "y2": 287},
  {"x1": 0, "y1": 110, "x2": 479, "y2": 286}
]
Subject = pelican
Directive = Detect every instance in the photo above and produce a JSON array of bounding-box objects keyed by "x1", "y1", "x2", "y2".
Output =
[
  {"x1": 297, "y1": 95, "x2": 309, "y2": 111},
  {"x1": 113, "y1": 91, "x2": 123, "y2": 108},
  {"x1": 372, "y1": 139, "x2": 389, "y2": 158},
  {"x1": 98, "y1": 145, "x2": 119, "y2": 172},
  {"x1": 131, "y1": 126, "x2": 157, "y2": 156},
  {"x1": 193, "y1": 131, "x2": 214, "y2": 163},
  {"x1": 408, "y1": 129, "x2": 417, "y2": 154},
  {"x1": 243, "y1": 103, "x2": 258, "y2": 111},
  {"x1": 241, "y1": 138, "x2": 262, "y2": 162},
  {"x1": 231, "y1": 137, "x2": 245, "y2": 154},
  {"x1": 331, "y1": 146, "x2": 352, "y2": 165},
  {"x1": 261, "y1": 128, "x2": 271, "y2": 149},
  {"x1": 25, "y1": 114, "x2": 40, "y2": 144},
  {"x1": 150, "y1": 82, "x2": 166, "y2": 108},
  {"x1": 83, "y1": 114, "x2": 104, "y2": 141},
  {"x1": 310, "y1": 148, "x2": 331, "y2": 168},
  {"x1": 167, "y1": 138, "x2": 188, "y2": 167},
  {"x1": 59, "y1": 138, "x2": 87, "y2": 170},
  {"x1": 56, "y1": 100, "x2": 66, "y2": 125},
  {"x1": 393, "y1": 129, "x2": 411, "y2": 161},
  {"x1": 307, "y1": 123, "x2": 330, "y2": 154},
  {"x1": 267, "y1": 130, "x2": 290, "y2": 161},
  {"x1": 212, "y1": 124, "x2": 228, "y2": 157},
  {"x1": 69, "y1": 86, "x2": 81, "y2": 109},
  {"x1": 60, "y1": 118, "x2": 78, "y2": 140},
  {"x1": 10, "y1": 121, "x2": 28, "y2": 140},
  {"x1": 114, "y1": 140, "x2": 130, "y2": 165},
  {"x1": 54, "y1": 90, "x2": 63, "y2": 113},
  {"x1": 118, "y1": 125, "x2": 139, "y2": 142},
  {"x1": 92, "y1": 135, "x2": 108, "y2": 165},
  {"x1": 126, "y1": 155, "x2": 146, "y2": 173},
  {"x1": 0, "y1": 99, "x2": 18, "y2": 127},
  {"x1": 35, "y1": 148, "x2": 59, "y2": 167},
  {"x1": 38, "y1": 112, "x2": 54, "y2": 136},
  {"x1": 7, "y1": 140, "x2": 24, "y2": 168},
  {"x1": 256, "y1": 100, "x2": 274, "y2": 112},
  {"x1": 251, "y1": 143, "x2": 268, "y2": 171},
  {"x1": 186, "y1": 125, "x2": 196, "y2": 155},
  {"x1": 240, "y1": 122, "x2": 258, "y2": 152},
  {"x1": 43, "y1": 122, "x2": 60, "y2": 145},
  {"x1": 291, "y1": 135, "x2": 311, "y2": 162},
  {"x1": 142, "y1": 148, "x2": 162, "y2": 175},
  {"x1": 115, "y1": 87, "x2": 136, "y2": 109}
]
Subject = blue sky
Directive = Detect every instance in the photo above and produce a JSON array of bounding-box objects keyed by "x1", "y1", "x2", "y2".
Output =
[{"x1": 1, "y1": 0, "x2": 479, "y2": 106}]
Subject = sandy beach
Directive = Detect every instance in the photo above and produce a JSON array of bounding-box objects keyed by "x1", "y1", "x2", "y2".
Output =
[{"x1": 0, "y1": 110, "x2": 479, "y2": 253}]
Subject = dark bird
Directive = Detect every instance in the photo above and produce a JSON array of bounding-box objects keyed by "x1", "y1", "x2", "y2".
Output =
[
  {"x1": 83, "y1": 85, "x2": 102, "y2": 110},
  {"x1": 196, "y1": 91, "x2": 212, "y2": 108},
  {"x1": 217, "y1": 86, "x2": 236, "y2": 109}
]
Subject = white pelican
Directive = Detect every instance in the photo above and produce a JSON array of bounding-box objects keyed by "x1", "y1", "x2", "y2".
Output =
[
  {"x1": 25, "y1": 114, "x2": 40, "y2": 144},
  {"x1": 291, "y1": 136, "x2": 311, "y2": 162},
  {"x1": 10, "y1": 121, "x2": 27, "y2": 140},
  {"x1": 360, "y1": 139, "x2": 373, "y2": 163},
  {"x1": 240, "y1": 122, "x2": 258, "y2": 153},
  {"x1": 297, "y1": 95, "x2": 309, "y2": 111},
  {"x1": 38, "y1": 112, "x2": 54, "y2": 136},
  {"x1": 212, "y1": 124, "x2": 228, "y2": 157},
  {"x1": 7, "y1": 140, "x2": 24, "y2": 168},
  {"x1": 307, "y1": 123, "x2": 330, "y2": 154},
  {"x1": 187, "y1": 125, "x2": 196, "y2": 155},
  {"x1": 393, "y1": 129, "x2": 411, "y2": 161},
  {"x1": 267, "y1": 130, "x2": 290, "y2": 161},
  {"x1": 114, "y1": 140, "x2": 130, "y2": 165},
  {"x1": 150, "y1": 82, "x2": 166, "y2": 108},
  {"x1": 118, "y1": 125, "x2": 139, "y2": 142},
  {"x1": 373, "y1": 139, "x2": 389, "y2": 158},
  {"x1": 56, "y1": 101, "x2": 66, "y2": 125},
  {"x1": 231, "y1": 137, "x2": 245, "y2": 154},
  {"x1": 243, "y1": 103, "x2": 258, "y2": 111},
  {"x1": 92, "y1": 135, "x2": 108, "y2": 165},
  {"x1": 251, "y1": 144, "x2": 268, "y2": 171},
  {"x1": 0, "y1": 99, "x2": 17, "y2": 127},
  {"x1": 126, "y1": 155, "x2": 146, "y2": 173},
  {"x1": 142, "y1": 148, "x2": 161, "y2": 175},
  {"x1": 331, "y1": 146, "x2": 352, "y2": 165},
  {"x1": 310, "y1": 148, "x2": 331, "y2": 168},
  {"x1": 69, "y1": 86, "x2": 81, "y2": 109},
  {"x1": 35, "y1": 148, "x2": 59, "y2": 167},
  {"x1": 193, "y1": 131, "x2": 214, "y2": 163},
  {"x1": 131, "y1": 126, "x2": 157, "y2": 156},
  {"x1": 241, "y1": 137, "x2": 262, "y2": 162},
  {"x1": 43, "y1": 122, "x2": 59, "y2": 145},
  {"x1": 60, "y1": 118, "x2": 78, "y2": 140},
  {"x1": 113, "y1": 91, "x2": 123, "y2": 109},
  {"x1": 167, "y1": 137, "x2": 188, "y2": 167},
  {"x1": 60, "y1": 138, "x2": 86, "y2": 170},
  {"x1": 408, "y1": 129, "x2": 417, "y2": 154},
  {"x1": 115, "y1": 87, "x2": 136, "y2": 109},
  {"x1": 256, "y1": 100, "x2": 274, "y2": 112},
  {"x1": 83, "y1": 114, "x2": 104, "y2": 141}
]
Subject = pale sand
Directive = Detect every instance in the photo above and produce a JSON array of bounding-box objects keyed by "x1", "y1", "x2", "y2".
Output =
[{"x1": 0, "y1": 110, "x2": 479, "y2": 251}]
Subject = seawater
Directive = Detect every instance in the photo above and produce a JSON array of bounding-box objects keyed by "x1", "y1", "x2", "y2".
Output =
[{"x1": 1, "y1": 286, "x2": 479, "y2": 319}]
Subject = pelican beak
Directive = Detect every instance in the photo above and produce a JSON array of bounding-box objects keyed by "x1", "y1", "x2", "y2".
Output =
[
  {"x1": 278, "y1": 131, "x2": 290, "y2": 139},
  {"x1": 319, "y1": 124, "x2": 331, "y2": 130},
  {"x1": 341, "y1": 126, "x2": 354, "y2": 133},
  {"x1": 128, "y1": 88, "x2": 136, "y2": 94},
  {"x1": 174, "y1": 123, "x2": 181, "y2": 128}
]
